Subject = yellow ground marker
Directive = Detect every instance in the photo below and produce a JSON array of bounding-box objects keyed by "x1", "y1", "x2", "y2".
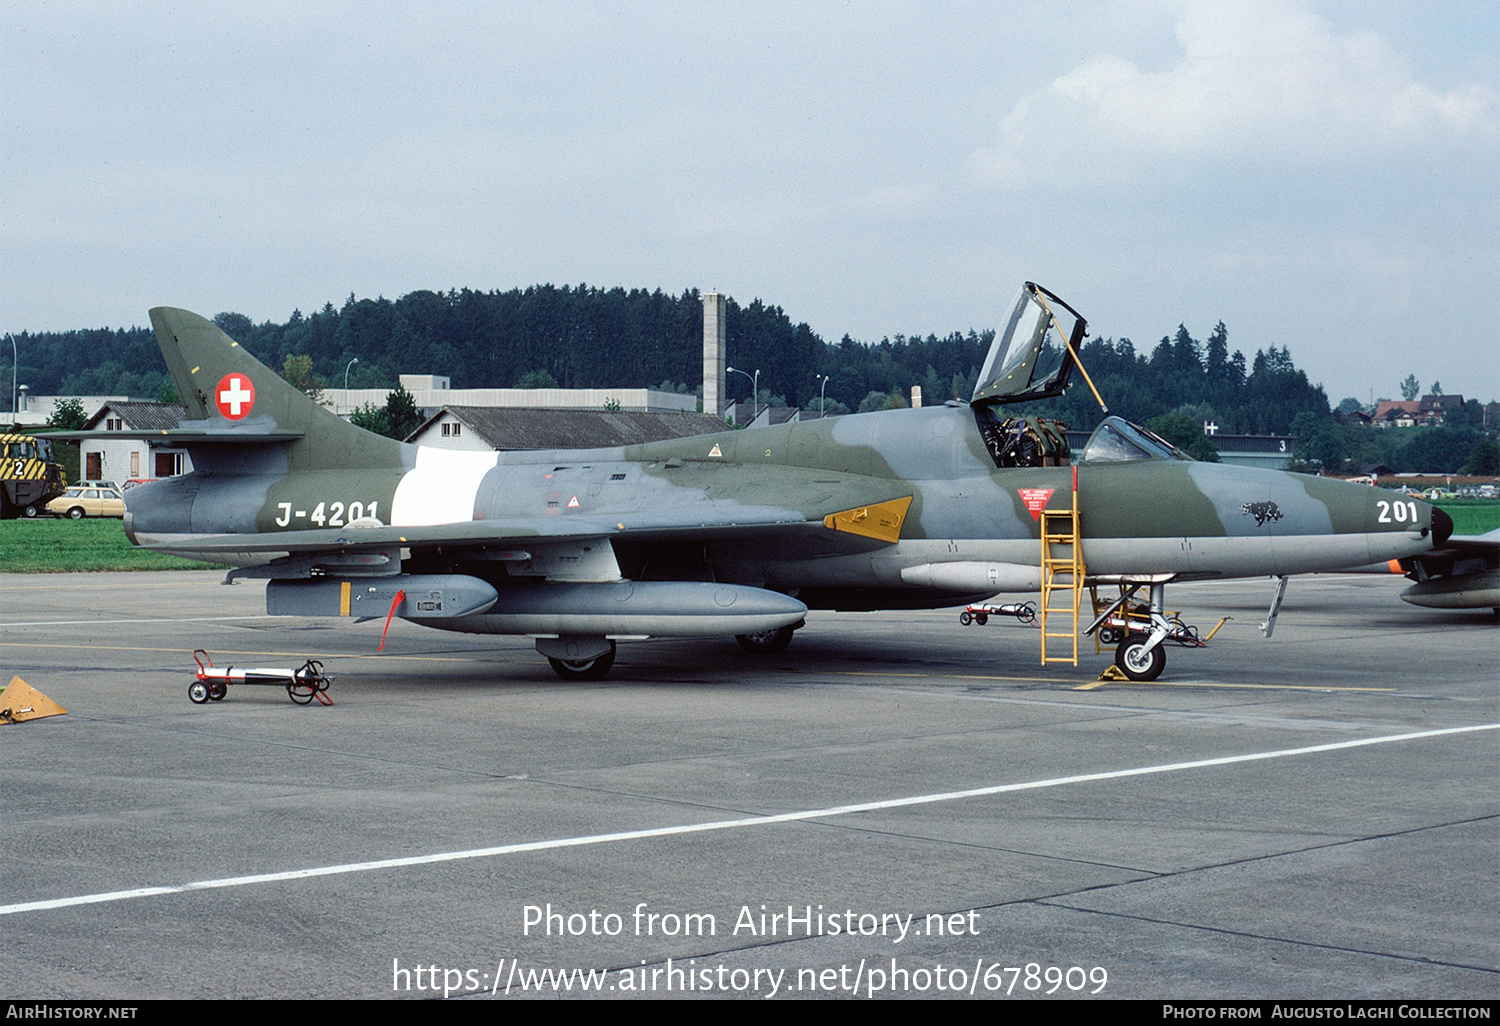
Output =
[{"x1": 0, "y1": 677, "x2": 66, "y2": 723}]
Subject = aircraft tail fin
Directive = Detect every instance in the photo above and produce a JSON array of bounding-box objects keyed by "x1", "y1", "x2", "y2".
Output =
[{"x1": 149, "y1": 307, "x2": 409, "y2": 469}]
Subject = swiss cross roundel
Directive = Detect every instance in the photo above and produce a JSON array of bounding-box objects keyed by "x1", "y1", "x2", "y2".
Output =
[{"x1": 215, "y1": 373, "x2": 256, "y2": 420}]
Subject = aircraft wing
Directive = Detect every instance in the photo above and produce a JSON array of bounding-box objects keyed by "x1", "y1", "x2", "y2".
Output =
[
  {"x1": 1432, "y1": 528, "x2": 1499, "y2": 546},
  {"x1": 1396, "y1": 529, "x2": 1500, "y2": 610},
  {"x1": 1418, "y1": 529, "x2": 1500, "y2": 555},
  {"x1": 136, "y1": 499, "x2": 905, "y2": 557}
]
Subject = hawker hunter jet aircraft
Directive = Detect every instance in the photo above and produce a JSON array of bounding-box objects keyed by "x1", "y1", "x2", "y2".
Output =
[{"x1": 114, "y1": 284, "x2": 1450, "y2": 681}]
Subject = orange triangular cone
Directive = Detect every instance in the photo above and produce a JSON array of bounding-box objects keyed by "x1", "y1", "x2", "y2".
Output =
[{"x1": 0, "y1": 677, "x2": 67, "y2": 723}]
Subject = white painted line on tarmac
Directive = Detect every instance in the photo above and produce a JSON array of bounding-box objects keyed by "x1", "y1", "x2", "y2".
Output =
[{"x1": 4, "y1": 723, "x2": 1495, "y2": 917}]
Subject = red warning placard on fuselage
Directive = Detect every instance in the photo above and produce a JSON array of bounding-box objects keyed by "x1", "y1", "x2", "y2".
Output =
[{"x1": 1016, "y1": 487, "x2": 1054, "y2": 521}]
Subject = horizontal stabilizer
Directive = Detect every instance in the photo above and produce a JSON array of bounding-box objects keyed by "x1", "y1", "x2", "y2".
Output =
[{"x1": 45, "y1": 428, "x2": 303, "y2": 445}]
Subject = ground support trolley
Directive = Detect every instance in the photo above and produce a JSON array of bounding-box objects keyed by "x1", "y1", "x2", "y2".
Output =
[
  {"x1": 958, "y1": 602, "x2": 1038, "y2": 628},
  {"x1": 191, "y1": 650, "x2": 333, "y2": 705}
]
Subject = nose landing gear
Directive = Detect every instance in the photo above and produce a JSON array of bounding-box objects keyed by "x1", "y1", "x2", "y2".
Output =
[{"x1": 1087, "y1": 583, "x2": 1224, "y2": 682}]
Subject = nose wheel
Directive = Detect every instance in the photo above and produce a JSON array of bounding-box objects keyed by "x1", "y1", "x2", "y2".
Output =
[
  {"x1": 1114, "y1": 634, "x2": 1167, "y2": 681},
  {"x1": 1089, "y1": 582, "x2": 1220, "y2": 683}
]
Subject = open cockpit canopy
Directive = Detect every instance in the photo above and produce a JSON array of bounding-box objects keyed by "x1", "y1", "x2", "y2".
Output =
[
  {"x1": 1081, "y1": 416, "x2": 1195, "y2": 463},
  {"x1": 970, "y1": 282, "x2": 1087, "y2": 408}
]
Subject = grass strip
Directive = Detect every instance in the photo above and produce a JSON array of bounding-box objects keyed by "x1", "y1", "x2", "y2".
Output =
[{"x1": 0, "y1": 519, "x2": 218, "y2": 572}]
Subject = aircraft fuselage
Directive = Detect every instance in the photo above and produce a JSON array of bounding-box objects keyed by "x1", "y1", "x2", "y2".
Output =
[{"x1": 127, "y1": 404, "x2": 1441, "y2": 608}]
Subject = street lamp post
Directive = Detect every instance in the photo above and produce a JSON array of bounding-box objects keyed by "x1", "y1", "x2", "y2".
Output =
[
  {"x1": 344, "y1": 358, "x2": 359, "y2": 414},
  {"x1": 815, "y1": 373, "x2": 829, "y2": 417},
  {"x1": 726, "y1": 366, "x2": 759, "y2": 424},
  {"x1": 7, "y1": 333, "x2": 15, "y2": 419}
]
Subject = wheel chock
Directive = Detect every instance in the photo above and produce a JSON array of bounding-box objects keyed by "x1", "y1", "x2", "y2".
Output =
[
  {"x1": 0, "y1": 677, "x2": 67, "y2": 723},
  {"x1": 1074, "y1": 664, "x2": 1131, "y2": 690}
]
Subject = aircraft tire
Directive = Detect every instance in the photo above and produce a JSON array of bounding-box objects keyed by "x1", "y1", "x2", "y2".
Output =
[
  {"x1": 1115, "y1": 635, "x2": 1166, "y2": 682},
  {"x1": 736, "y1": 625, "x2": 795, "y2": 654},
  {"x1": 188, "y1": 681, "x2": 210, "y2": 704},
  {"x1": 548, "y1": 641, "x2": 617, "y2": 681}
]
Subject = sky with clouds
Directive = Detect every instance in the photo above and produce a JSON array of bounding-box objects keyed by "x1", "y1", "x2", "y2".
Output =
[{"x1": 3, "y1": 1, "x2": 1496, "y2": 405}]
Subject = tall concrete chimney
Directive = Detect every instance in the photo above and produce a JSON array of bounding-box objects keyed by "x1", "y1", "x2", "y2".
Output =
[{"x1": 703, "y1": 291, "x2": 727, "y2": 418}]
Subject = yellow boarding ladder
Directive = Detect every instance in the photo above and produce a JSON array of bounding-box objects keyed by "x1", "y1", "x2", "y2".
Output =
[{"x1": 1039, "y1": 466, "x2": 1084, "y2": 666}]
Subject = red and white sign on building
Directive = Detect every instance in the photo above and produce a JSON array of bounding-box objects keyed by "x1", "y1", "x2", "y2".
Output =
[
  {"x1": 1016, "y1": 487, "x2": 1055, "y2": 521},
  {"x1": 215, "y1": 374, "x2": 255, "y2": 420}
]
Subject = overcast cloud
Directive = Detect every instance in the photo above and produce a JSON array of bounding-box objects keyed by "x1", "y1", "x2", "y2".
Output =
[{"x1": 3, "y1": 1, "x2": 1495, "y2": 404}]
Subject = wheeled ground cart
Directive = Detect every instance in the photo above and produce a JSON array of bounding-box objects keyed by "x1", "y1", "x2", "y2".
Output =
[
  {"x1": 190, "y1": 650, "x2": 333, "y2": 705},
  {"x1": 958, "y1": 602, "x2": 1038, "y2": 628}
]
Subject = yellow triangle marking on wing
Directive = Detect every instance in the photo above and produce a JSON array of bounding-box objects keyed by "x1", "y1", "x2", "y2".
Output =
[{"x1": 821, "y1": 496, "x2": 913, "y2": 544}]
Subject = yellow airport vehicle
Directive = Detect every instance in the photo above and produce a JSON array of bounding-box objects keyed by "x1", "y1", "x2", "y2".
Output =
[{"x1": 1, "y1": 432, "x2": 67, "y2": 518}]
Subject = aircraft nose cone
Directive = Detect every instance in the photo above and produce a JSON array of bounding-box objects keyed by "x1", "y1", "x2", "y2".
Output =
[{"x1": 1432, "y1": 506, "x2": 1453, "y2": 545}]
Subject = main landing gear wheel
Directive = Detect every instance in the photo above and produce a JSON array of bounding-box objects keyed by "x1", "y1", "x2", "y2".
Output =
[
  {"x1": 1115, "y1": 635, "x2": 1166, "y2": 682},
  {"x1": 188, "y1": 681, "x2": 210, "y2": 704},
  {"x1": 548, "y1": 641, "x2": 617, "y2": 681},
  {"x1": 736, "y1": 625, "x2": 796, "y2": 654}
]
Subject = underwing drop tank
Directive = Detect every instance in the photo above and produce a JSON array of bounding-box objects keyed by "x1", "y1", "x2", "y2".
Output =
[{"x1": 266, "y1": 575, "x2": 808, "y2": 638}]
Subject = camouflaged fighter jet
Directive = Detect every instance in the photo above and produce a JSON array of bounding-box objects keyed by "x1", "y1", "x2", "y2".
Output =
[{"x1": 116, "y1": 283, "x2": 1451, "y2": 681}]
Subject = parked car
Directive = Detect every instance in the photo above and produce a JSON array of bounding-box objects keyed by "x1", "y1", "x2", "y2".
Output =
[{"x1": 46, "y1": 485, "x2": 126, "y2": 519}]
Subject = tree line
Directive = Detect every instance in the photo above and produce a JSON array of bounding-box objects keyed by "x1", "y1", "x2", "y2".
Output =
[{"x1": 7, "y1": 283, "x2": 1494, "y2": 472}]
